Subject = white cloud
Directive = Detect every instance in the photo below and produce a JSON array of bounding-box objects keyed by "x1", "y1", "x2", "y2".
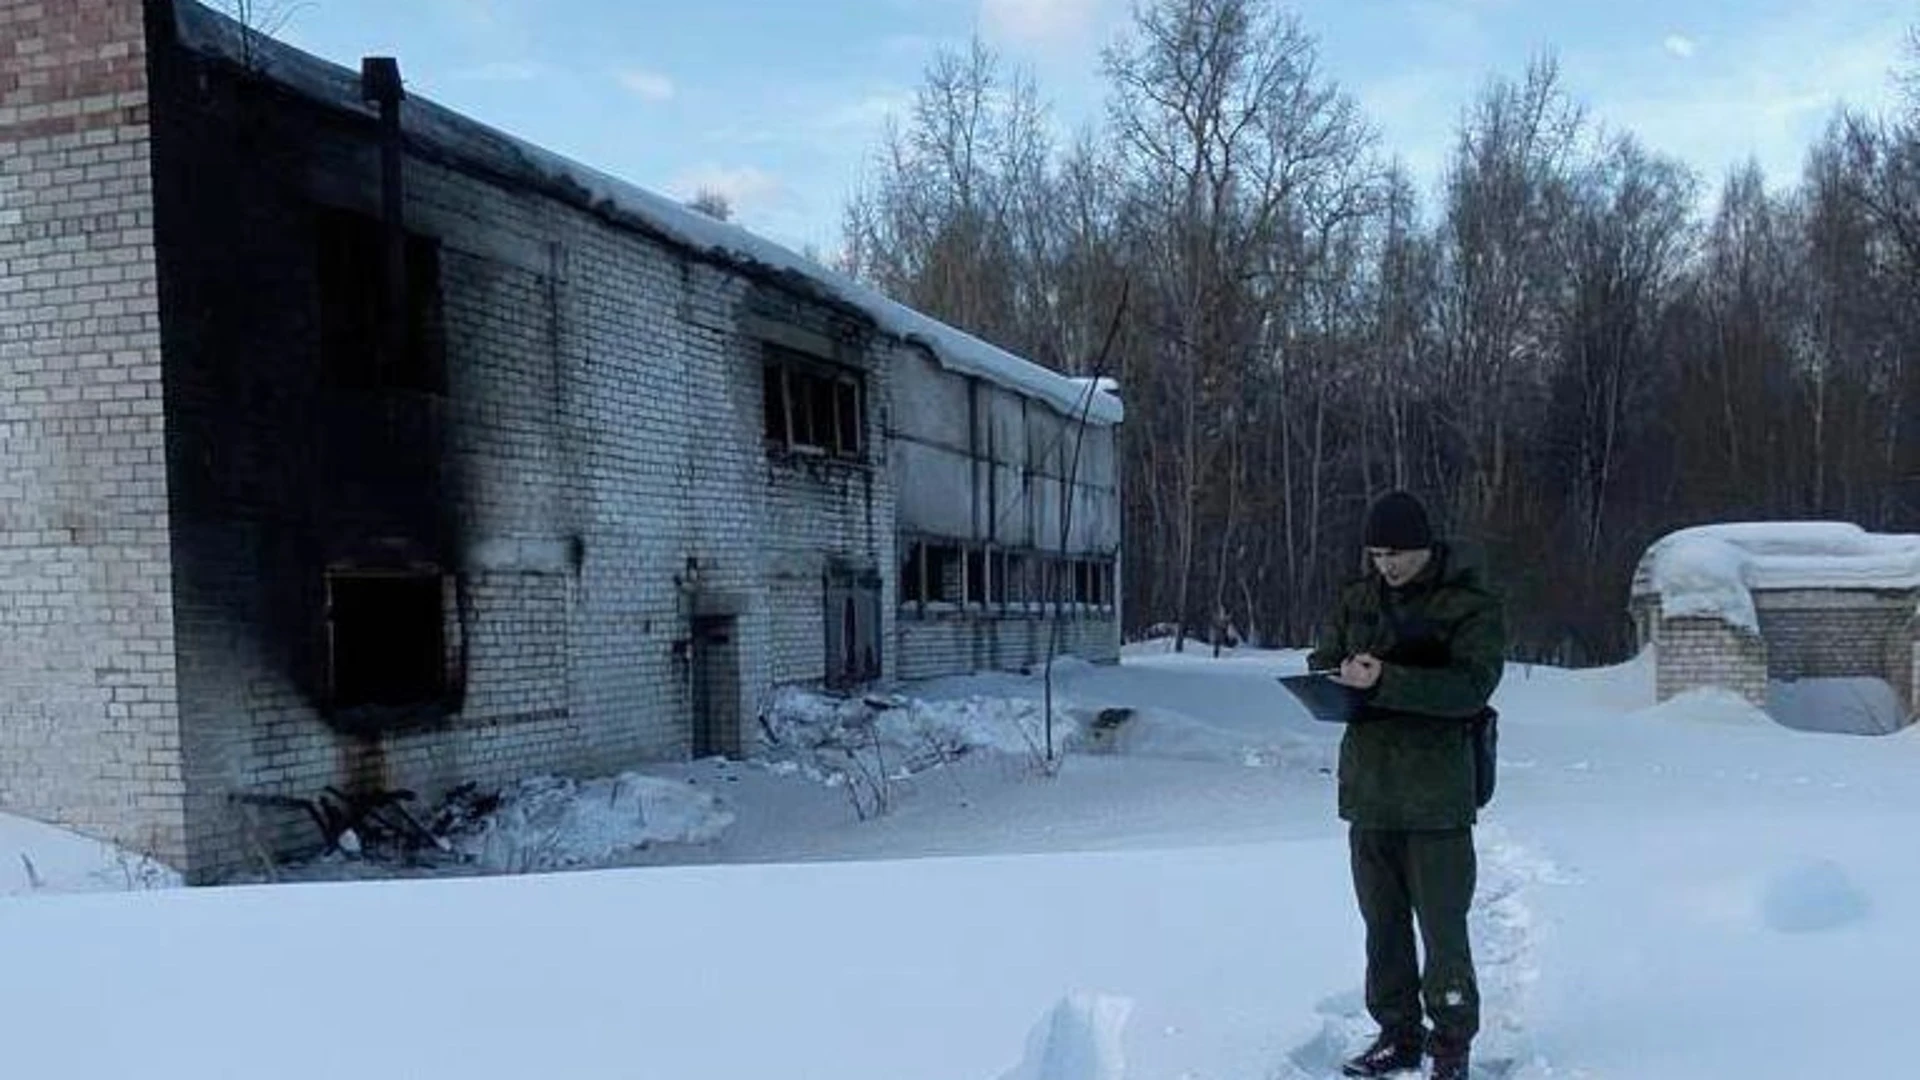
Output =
[
  {"x1": 979, "y1": 0, "x2": 1102, "y2": 50},
  {"x1": 668, "y1": 164, "x2": 785, "y2": 212},
  {"x1": 616, "y1": 68, "x2": 676, "y2": 102},
  {"x1": 1664, "y1": 34, "x2": 1698, "y2": 59}
]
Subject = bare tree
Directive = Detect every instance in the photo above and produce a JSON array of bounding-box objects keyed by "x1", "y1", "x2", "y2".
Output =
[
  {"x1": 1104, "y1": 0, "x2": 1376, "y2": 647},
  {"x1": 843, "y1": 37, "x2": 1056, "y2": 355},
  {"x1": 1433, "y1": 57, "x2": 1583, "y2": 534},
  {"x1": 1551, "y1": 134, "x2": 1696, "y2": 564},
  {"x1": 218, "y1": 0, "x2": 305, "y2": 73},
  {"x1": 834, "y1": 11, "x2": 1920, "y2": 666}
]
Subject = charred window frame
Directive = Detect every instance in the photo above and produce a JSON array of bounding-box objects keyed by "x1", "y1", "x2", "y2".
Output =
[
  {"x1": 763, "y1": 343, "x2": 865, "y2": 460},
  {"x1": 324, "y1": 570, "x2": 458, "y2": 722},
  {"x1": 315, "y1": 206, "x2": 446, "y2": 393}
]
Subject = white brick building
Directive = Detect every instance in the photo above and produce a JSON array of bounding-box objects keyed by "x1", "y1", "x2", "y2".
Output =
[
  {"x1": 1631, "y1": 523, "x2": 1918, "y2": 732},
  {"x1": 0, "y1": 0, "x2": 1122, "y2": 882}
]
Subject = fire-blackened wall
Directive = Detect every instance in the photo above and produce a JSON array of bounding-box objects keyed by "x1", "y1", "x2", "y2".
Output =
[
  {"x1": 143, "y1": 5, "x2": 897, "y2": 879},
  {"x1": 12, "y1": 1, "x2": 1112, "y2": 881}
]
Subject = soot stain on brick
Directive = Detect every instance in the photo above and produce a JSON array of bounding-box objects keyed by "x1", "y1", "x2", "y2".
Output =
[{"x1": 149, "y1": 42, "x2": 470, "y2": 766}]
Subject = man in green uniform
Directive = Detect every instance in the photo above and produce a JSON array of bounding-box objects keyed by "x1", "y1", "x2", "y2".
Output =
[{"x1": 1306, "y1": 490, "x2": 1506, "y2": 1080}]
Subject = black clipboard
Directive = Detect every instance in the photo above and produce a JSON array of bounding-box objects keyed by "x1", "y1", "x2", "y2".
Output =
[{"x1": 1278, "y1": 672, "x2": 1368, "y2": 724}]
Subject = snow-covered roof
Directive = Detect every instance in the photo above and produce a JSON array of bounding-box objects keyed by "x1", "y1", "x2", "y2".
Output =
[
  {"x1": 1632, "y1": 522, "x2": 1920, "y2": 631},
  {"x1": 169, "y1": 3, "x2": 1121, "y2": 427}
]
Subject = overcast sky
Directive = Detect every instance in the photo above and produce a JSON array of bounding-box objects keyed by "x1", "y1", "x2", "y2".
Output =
[{"x1": 270, "y1": 0, "x2": 1916, "y2": 254}]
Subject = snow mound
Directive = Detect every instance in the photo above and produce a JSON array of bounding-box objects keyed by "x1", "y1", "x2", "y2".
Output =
[
  {"x1": 1633, "y1": 522, "x2": 1920, "y2": 631},
  {"x1": 444, "y1": 773, "x2": 734, "y2": 873},
  {"x1": 1633, "y1": 681, "x2": 1913, "y2": 737},
  {"x1": 1767, "y1": 677, "x2": 1910, "y2": 735},
  {"x1": 763, "y1": 684, "x2": 1320, "y2": 784},
  {"x1": 756, "y1": 687, "x2": 1083, "y2": 816},
  {"x1": 883, "y1": 696, "x2": 1070, "y2": 759},
  {"x1": 1632, "y1": 687, "x2": 1776, "y2": 728},
  {"x1": 0, "y1": 813, "x2": 181, "y2": 895},
  {"x1": 999, "y1": 994, "x2": 1133, "y2": 1080},
  {"x1": 762, "y1": 686, "x2": 1081, "y2": 780},
  {"x1": 1761, "y1": 859, "x2": 1871, "y2": 934}
]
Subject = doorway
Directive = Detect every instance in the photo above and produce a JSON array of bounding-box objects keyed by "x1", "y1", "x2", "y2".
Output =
[{"x1": 690, "y1": 615, "x2": 740, "y2": 758}]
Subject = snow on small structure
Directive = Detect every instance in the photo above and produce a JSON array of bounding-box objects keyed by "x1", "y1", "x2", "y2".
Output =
[{"x1": 1630, "y1": 523, "x2": 1920, "y2": 733}]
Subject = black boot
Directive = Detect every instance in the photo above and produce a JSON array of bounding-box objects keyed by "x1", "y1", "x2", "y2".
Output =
[
  {"x1": 1340, "y1": 1029, "x2": 1425, "y2": 1077},
  {"x1": 1426, "y1": 1035, "x2": 1470, "y2": 1080}
]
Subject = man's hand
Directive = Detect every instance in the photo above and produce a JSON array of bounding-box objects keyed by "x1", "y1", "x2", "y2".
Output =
[{"x1": 1335, "y1": 653, "x2": 1383, "y2": 690}]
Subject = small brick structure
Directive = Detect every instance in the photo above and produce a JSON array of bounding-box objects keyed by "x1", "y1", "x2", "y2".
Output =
[
  {"x1": 1, "y1": 0, "x2": 1124, "y2": 881},
  {"x1": 1630, "y1": 523, "x2": 1920, "y2": 728}
]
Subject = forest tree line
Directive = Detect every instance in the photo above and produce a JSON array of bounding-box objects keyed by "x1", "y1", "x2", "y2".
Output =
[{"x1": 833, "y1": 0, "x2": 1920, "y2": 663}]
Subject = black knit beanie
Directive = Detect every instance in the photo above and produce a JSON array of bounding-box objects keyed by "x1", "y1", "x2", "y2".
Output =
[{"x1": 1363, "y1": 490, "x2": 1433, "y2": 550}]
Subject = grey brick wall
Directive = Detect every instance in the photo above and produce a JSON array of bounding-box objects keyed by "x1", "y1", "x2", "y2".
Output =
[
  {"x1": 140, "y1": 41, "x2": 896, "y2": 877},
  {"x1": 897, "y1": 610, "x2": 1119, "y2": 680},
  {"x1": 1646, "y1": 591, "x2": 1917, "y2": 719},
  {"x1": 1651, "y1": 616, "x2": 1769, "y2": 706},
  {"x1": 0, "y1": 0, "x2": 189, "y2": 865},
  {"x1": 1756, "y1": 593, "x2": 1916, "y2": 714},
  {"x1": 1757, "y1": 605, "x2": 1909, "y2": 679},
  {"x1": 8, "y1": 6, "x2": 1099, "y2": 879}
]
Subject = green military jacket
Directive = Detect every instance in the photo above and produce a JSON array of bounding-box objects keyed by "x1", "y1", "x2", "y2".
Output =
[{"x1": 1306, "y1": 543, "x2": 1507, "y2": 830}]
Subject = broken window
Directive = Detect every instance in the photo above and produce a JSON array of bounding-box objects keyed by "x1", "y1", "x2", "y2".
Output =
[
  {"x1": 763, "y1": 344, "x2": 865, "y2": 460},
  {"x1": 326, "y1": 571, "x2": 448, "y2": 709},
  {"x1": 926, "y1": 543, "x2": 962, "y2": 603},
  {"x1": 1012, "y1": 554, "x2": 1037, "y2": 608},
  {"x1": 1057, "y1": 559, "x2": 1116, "y2": 609},
  {"x1": 899, "y1": 539, "x2": 964, "y2": 610},
  {"x1": 900, "y1": 542, "x2": 926, "y2": 604},
  {"x1": 315, "y1": 206, "x2": 445, "y2": 393},
  {"x1": 1051, "y1": 559, "x2": 1071, "y2": 607}
]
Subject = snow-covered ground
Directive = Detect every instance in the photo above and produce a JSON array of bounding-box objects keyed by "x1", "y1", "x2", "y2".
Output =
[{"x1": 2, "y1": 645, "x2": 1916, "y2": 1079}]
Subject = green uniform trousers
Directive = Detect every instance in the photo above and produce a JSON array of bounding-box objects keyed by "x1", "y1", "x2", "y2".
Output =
[{"x1": 1349, "y1": 825, "x2": 1480, "y2": 1045}]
